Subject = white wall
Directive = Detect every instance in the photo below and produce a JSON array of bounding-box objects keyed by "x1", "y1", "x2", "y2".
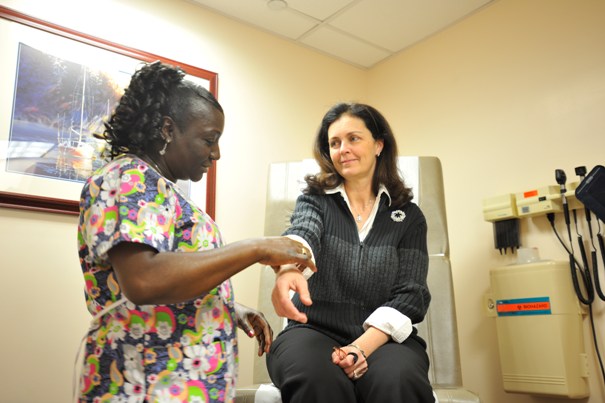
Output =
[{"x1": 1, "y1": 0, "x2": 605, "y2": 402}]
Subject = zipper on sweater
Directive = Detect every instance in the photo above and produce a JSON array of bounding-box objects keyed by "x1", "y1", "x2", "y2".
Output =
[{"x1": 358, "y1": 241, "x2": 364, "y2": 262}]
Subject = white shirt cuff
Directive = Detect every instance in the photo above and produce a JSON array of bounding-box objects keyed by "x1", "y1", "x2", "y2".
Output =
[
  {"x1": 363, "y1": 306, "x2": 413, "y2": 343},
  {"x1": 273, "y1": 235, "x2": 315, "y2": 280}
]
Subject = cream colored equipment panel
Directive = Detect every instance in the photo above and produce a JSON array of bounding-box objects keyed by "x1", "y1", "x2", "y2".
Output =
[{"x1": 486, "y1": 260, "x2": 589, "y2": 398}]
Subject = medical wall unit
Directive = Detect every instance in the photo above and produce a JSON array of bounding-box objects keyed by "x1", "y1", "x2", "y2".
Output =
[{"x1": 486, "y1": 259, "x2": 589, "y2": 398}]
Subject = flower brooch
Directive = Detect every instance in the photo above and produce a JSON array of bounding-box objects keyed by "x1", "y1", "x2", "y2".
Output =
[{"x1": 391, "y1": 210, "x2": 406, "y2": 222}]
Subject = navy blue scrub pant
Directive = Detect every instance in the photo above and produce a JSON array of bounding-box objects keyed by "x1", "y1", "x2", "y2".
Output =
[{"x1": 266, "y1": 327, "x2": 434, "y2": 403}]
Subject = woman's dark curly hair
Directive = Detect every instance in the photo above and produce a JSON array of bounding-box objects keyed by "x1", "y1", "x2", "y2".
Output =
[
  {"x1": 98, "y1": 61, "x2": 223, "y2": 160},
  {"x1": 304, "y1": 102, "x2": 413, "y2": 206}
]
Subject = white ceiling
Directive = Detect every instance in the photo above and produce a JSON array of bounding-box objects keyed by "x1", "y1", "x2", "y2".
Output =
[{"x1": 186, "y1": 0, "x2": 495, "y2": 69}]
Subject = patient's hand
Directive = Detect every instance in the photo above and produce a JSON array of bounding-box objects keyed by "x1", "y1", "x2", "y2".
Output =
[
  {"x1": 271, "y1": 269, "x2": 312, "y2": 323},
  {"x1": 332, "y1": 345, "x2": 368, "y2": 380}
]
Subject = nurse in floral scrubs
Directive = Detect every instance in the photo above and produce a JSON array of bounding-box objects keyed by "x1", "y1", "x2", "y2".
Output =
[{"x1": 76, "y1": 61, "x2": 315, "y2": 402}]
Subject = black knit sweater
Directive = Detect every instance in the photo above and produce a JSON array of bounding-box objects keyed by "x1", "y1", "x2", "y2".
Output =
[{"x1": 281, "y1": 191, "x2": 431, "y2": 345}]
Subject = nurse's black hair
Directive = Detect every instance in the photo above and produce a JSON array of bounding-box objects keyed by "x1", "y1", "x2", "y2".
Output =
[{"x1": 99, "y1": 61, "x2": 223, "y2": 160}]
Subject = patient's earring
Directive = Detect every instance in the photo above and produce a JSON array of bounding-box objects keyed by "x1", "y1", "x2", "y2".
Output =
[{"x1": 159, "y1": 139, "x2": 171, "y2": 155}]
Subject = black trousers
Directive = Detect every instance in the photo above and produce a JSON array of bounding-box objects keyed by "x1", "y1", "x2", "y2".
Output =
[{"x1": 266, "y1": 327, "x2": 434, "y2": 403}]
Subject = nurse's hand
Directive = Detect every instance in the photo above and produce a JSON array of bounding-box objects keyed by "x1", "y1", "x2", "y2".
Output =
[{"x1": 234, "y1": 302, "x2": 274, "y2": 356}]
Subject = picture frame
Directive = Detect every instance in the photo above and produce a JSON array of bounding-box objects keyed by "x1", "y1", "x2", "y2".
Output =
[{"x1": 0, "y1": 5, "x2": 218, "y2": 217}]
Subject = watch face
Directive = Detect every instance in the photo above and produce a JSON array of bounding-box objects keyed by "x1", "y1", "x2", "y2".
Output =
[{"x1": 576, "y1": 165, "x2": 605, "y2": 222}]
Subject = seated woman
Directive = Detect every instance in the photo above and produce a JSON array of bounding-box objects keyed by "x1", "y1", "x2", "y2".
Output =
[{"x1": 267, "y1": 103, "x2": 434, "y2": 403}]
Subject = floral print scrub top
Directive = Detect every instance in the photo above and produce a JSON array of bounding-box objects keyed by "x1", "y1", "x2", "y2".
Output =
[{"x1": 77, "y1": 155, "x2": 238, "y2": 402}]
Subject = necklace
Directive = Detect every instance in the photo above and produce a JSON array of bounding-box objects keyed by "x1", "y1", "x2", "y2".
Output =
[
  {"x1": 143, "y1": 155, "x2": 166, "y2": 178},
  {"x1": 353, "y1": 198, "x2": 375, "y2": 222}
]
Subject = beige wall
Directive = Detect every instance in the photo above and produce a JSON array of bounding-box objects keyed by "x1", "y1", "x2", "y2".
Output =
[
  {"x1": 0, "y1": 0, "x2": 365, "y2": 401},
  {"x1": 1, "y1": 0, "x2": 604, "y2": 402},
  {"x1": 368, "y1": 1, "x2": 605, "y2": 402}
]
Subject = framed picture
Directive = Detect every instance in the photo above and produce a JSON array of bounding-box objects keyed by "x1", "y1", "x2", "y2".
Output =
[{"x1": 0, "y1": 5, "x2": 218, "y2": 217}]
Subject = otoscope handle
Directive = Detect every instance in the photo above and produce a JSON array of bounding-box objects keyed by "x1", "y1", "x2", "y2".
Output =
[{"x1": 599, "y1": 234, "x2": 605, "y2": 267}]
